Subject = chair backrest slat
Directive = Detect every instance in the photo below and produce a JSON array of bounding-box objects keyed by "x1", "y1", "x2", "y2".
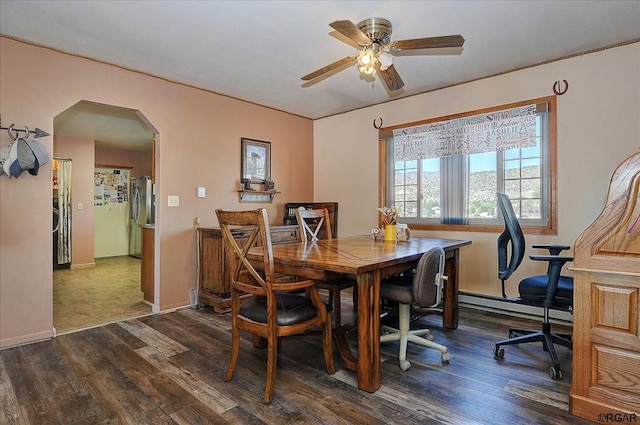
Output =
[
  {"x1": 216, "y1": 208, "x2": 275, "y2": 293},
  {"x1": 295, "y1": 208, "x2": 332, "y2": 242}
]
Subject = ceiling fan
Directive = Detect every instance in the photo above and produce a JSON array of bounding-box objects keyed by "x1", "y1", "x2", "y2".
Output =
[{"x1": 302, "y1": 18, "x2": 465, "y2": 92}]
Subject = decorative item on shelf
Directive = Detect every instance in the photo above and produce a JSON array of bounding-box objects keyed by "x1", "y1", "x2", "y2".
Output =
[
  {"x1": 378, "y1": 206, "x2": 398, "y2": 242},
  {"x1": 241, "y1": 178, "x2": 253, "y2": 191},
  {"x1": 237, "y1": 177, "x2": 280, "y2": 203},
  {"x1": 263, "y1": 178, "x2": 275, "y2": 192},
  {"x1": 396, "y1": 223, "x2": 411, "y2": 241}
]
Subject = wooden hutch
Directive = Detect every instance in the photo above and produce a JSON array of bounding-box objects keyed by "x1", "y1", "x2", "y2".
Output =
[{"x1": 570, "y1": 152, "x2": 640, "y2": 422}]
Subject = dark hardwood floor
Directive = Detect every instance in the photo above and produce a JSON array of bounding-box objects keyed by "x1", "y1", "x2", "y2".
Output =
[{"x1": 0, "y1": 294, "x2": 593, "y2": 424}]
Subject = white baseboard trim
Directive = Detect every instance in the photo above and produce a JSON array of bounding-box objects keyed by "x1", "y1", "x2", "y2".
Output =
[
  {"x1": 71, "y1": 262, "x2": 95, "y2": 270},
  {"x1": 0, "y1": 329, "x2": 55, "y2": 350},
  {"x1": 459, "y1": 292, "x2": 573, "y2": 326}
]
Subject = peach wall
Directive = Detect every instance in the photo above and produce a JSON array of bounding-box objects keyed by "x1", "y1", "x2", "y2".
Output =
[
  {"x1": 0, "y1": 37, "x2": 313, "y2": 347},
  {"x1": 54, "y1": 136, "x2": 96, "y2": 267},
  {"x1": 95, "y1": 147, "x2": 152, "y2": 178},
  {"x1": 314, "y1": 42, "x2": 640, "y2": 298}
]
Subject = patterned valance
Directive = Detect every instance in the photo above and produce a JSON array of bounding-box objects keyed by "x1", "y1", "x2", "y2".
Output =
[{"x1": 391, "y1": 104, "x2": 538, "y2": 161}]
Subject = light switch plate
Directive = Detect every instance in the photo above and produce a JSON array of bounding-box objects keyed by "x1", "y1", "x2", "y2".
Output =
[
  {"x1": 197, "y1": 187, "x2": 206, "y2": 198},
  {"x1": 168, "y1": 195, "x2": 180, "y2": 207}
]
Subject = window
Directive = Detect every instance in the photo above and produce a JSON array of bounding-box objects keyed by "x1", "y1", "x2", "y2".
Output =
[{"x1": 381, "y1": 96, "x2": 557, "y2": 234}]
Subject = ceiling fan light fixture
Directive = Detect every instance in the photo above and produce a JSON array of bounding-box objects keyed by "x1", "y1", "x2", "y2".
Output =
[
  {"x1": 358, "y1": 64, "x2": 376, "y2": 76},
  {"x1": 378, "y1": 50, "x2": 393, "y2": 71},
  {"x1": 357, "y1": 46, "x2": 378, "y2": 76},
  {"x1": 357, "y1": 47, "x2": 375, "y2": 66}
]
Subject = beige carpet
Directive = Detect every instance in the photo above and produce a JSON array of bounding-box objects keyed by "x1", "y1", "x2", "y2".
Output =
[{"x1": 53, "y1": 256, "x2": 152, "y2": 335}]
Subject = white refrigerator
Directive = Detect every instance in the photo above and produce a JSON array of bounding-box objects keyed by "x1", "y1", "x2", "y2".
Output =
[{"x1": 129, "y1": 176, "x2": 154, "y2": 258}]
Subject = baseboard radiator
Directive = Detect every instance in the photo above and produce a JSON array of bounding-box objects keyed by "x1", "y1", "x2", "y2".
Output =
[{"x1": 459, "y1": 292, "x2": 574, "y2": 326}]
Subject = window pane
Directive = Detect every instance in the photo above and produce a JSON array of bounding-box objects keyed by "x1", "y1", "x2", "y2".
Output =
[
  {"x1": 521, "y1": 198, "x2": 540, "y2": 219},
  {"x1": 504, "y1": 181, "x2": 520, "y2": 199},
  {"x1": 522, "y1": 158, "x2": 540, "y2": 178},
  {"x1": 521, "y1": 178, "x2": 541, "y2": 199},
  {"x1": 406, "y1": 168, "x2": 418, "y2": 185},
  {"x1": 404, "y1": 201, "x2": 418, "y2": 218},
  {"x1": 469, "y1": 152, "x2": 497, "y2": 218},
  {"x1": 394, "y1": 159, "x2": 418, "y2": 217},
  {"x1": 504, "y1": 149, "x2": 520, "y2": 160},
  {"x1": 504, "y1": 159, "x2": 520, "y2": 179},
  {"x1": 421, "y1": 158, "x2": 440, "y2": 218},
  {"x1": 522, "y1": 144, "x2": 540, "y2": 158}
]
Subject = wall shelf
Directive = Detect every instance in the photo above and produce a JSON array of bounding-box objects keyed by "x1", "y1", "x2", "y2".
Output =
[{"x1": 237, "y1": 190, "x2": 279, "y2": 203}]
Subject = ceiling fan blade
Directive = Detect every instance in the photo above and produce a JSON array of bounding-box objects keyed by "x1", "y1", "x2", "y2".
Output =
[
  {"x1": 394, "y1": 35, "x2": 465, "y2": 51},
  {"x1": 329, "y1": 20, "x2": 371, "y2": 46},
  {"x1": 301, "y1": 55, "x2": 357, "y2": 81},
  {"x1": 378, "y1": 64, "x2": 405, "y2": 91}
]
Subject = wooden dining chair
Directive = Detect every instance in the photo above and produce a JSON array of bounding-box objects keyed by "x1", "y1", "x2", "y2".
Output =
[
  {"x1": 295, "y1": 207, "x2": 357, "y2": 327},
  {"x1": 215, "y1": 208, "x2": 335, "y2": 404}
]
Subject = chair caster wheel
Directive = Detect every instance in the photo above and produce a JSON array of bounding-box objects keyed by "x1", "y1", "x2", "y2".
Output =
[
  {"x1": 441, "y1": 352, "x2": 450, "y2": 364},
  {"x1": 549, "y1": 366, "x2": 563, "y2": 380},
  {"x1": 399, "y1": 360, "x2": 411, "y2": 371},
  {"x1": 493, "y1": 346, "x2": 505, "y2": 359}
]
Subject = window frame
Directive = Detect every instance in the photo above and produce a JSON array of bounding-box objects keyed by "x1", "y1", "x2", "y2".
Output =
[{"x1": 378, "y1": 96, "x2": 558, "y2": 235}]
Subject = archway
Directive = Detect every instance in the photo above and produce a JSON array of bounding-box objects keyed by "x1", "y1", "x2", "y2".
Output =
[{"x1": 52, "y1": 100, "x2": 158, "y2": 334}]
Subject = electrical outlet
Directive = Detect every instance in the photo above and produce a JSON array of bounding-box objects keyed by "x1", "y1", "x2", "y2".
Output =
[{"x1": 168, "y1": 195, "x2": 180, "y2": 207}]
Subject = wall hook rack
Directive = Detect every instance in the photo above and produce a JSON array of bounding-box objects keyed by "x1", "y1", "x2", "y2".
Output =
[{"x1": 0, "y1": 117, "x2": 50, "y2": 140}]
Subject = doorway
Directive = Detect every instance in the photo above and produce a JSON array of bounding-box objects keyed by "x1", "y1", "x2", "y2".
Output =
[{"x1": 52, "y1": 100, "x2": 157, "y2": 334}]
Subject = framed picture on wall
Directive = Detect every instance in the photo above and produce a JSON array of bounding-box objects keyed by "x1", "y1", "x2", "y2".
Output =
[{"x1": 241, "y1": 138, "x2": 271, "y2": 184}]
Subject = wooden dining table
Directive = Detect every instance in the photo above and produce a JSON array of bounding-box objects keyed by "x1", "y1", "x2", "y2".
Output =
[{"x1": 268, "y1": 235, "x2": 471, "y2": 393}]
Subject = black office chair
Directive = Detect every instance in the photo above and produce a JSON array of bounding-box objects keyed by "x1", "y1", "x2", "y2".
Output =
[{"x1": 493, "y1": 193, "x2": 573, "y2": 380}]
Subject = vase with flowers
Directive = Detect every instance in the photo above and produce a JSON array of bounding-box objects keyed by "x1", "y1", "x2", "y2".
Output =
[{"x1": 377, "y1": 206, "x2": 398, "y2": 242}]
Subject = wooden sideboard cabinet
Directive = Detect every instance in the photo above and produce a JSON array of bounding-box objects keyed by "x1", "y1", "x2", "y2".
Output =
[
  {"x1": 197, "y1": 225, "x2": 301, "y2": 313},
  {"x1": 570, "y1": 152, "x2": 640, "y2": 422}
]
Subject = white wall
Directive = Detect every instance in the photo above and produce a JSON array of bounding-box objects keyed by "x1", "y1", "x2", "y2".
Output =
[{"x1": 313, "y1": 43, "x2": 640, "y2": 296}]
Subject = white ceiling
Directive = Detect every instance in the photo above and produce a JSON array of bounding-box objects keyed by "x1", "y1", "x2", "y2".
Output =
[{"x1": 1, "y1": 1, "x2": 639, "y2": 150}]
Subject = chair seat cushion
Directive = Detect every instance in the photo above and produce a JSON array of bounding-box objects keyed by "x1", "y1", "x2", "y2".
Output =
[
  {"x1": 240, "y1": 293, "x2": 330, "y2": 326},
  {"x1": 380, "y1": 275, "x2": 414, "y2": 305},
  {"x1": 518, "y1": 275, "x2": 573, "y2": 308}
]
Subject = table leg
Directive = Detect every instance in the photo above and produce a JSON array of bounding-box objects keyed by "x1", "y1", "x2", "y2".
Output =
[
  {"x1": 356, "y1": 270, "x2": 381, "y2": 392},
  {"x1": 443, "y1": 248, "x2": 460, "y2": 329}
]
